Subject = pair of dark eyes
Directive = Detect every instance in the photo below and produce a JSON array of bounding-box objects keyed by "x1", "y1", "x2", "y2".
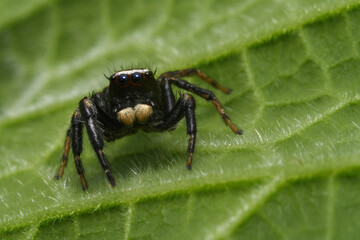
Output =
[{"x1": 113, "y1": 72, "x2": 143, "y2": 86}]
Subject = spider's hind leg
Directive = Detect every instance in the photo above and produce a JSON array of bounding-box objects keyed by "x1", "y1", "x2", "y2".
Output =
[
  {"x1": 71, "y1": 109, "x2": 89, "y2": 190},
  {"x1": 54, "y1": 128, "x2": 72, "y2": 180},
  {"x1": 161, "y1": 76, "x2": 242, "y2": 135},
  {"x1": 159, "y1": 68, "x2": 232, "y2": 94},
  {"x1": 55, "y1": 109, "x2": 88, "y2": 190}
]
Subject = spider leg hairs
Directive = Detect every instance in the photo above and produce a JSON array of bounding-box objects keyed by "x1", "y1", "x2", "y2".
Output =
[{"x1": 55, "y1": 68, "x2": 242, "y2": 190}]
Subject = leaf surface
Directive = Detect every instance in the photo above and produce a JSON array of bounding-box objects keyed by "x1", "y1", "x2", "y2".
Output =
[{"x1": 1, "y1": 0, "x2": 360, "y2": 239}]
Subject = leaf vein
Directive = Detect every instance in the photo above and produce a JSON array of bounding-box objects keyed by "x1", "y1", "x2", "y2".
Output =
[{"x1": 205, "y1": 176, "x2": 285, "y2": 240}]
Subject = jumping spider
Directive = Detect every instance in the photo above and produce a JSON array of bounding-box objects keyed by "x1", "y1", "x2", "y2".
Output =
[{"x1": 55, "y1": 68, "x2": 242, "y2": 190}]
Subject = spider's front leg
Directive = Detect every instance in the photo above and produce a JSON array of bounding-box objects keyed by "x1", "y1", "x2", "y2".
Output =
[
  {"x1": 79, "y1": 97, "x2": 116, "y2": 188},
  {"x1": 55, "y1": 109, "x2": 88, "y2": 190},
  {"x1": 155, "y1": 92, "x2": 197, "y2": 169}
]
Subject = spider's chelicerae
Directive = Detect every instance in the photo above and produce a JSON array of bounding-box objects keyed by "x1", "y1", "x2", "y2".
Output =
[{"x1": 55, "y1": 68, "x2": 242, "y2": 189}]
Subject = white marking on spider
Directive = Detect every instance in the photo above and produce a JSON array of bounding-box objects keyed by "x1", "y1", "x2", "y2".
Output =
[{"x1": 113, "y1": 69, "x2": 150, "y2": 76}]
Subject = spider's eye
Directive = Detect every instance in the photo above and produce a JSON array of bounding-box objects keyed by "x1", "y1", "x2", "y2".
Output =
[
  {"x1": 117, "y1": 74, "x2": 130, "y2": 86},
  {"x1": 132, "y1": 72, "x2": 143, "y2": 84},
  {"x1": 109, "y1": 75, "x2": 115, "y2": 81},
  {"x1": 144, "y1": 71, "x2": 152, "y2": 78}
]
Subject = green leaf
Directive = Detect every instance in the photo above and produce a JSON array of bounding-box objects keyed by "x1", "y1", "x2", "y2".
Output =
[{"x1": 1, "y1": 0, "x2": 360, "y2": 239}]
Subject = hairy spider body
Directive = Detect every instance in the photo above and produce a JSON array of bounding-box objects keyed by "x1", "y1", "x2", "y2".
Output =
[{"x1": 55, "y1": 68, "x2": 242, "y2": 190}]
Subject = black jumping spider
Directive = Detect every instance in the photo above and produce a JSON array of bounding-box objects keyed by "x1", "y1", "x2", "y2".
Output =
[{"x1": 55, "y1": 68, "x2": 242, "y2": 189}]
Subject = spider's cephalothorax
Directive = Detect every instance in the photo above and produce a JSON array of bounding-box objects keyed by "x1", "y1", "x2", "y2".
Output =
[{"x1": 55, "y1": 68, "x2": 242, "y2": 190}]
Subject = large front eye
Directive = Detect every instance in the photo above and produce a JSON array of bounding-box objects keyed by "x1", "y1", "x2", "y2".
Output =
[
  {"x1": 117, "y1": 74, "x2": 130, "y2": 86},
  {"x1": 132, "y1": 72, "x2": 143, "y2": 85}
]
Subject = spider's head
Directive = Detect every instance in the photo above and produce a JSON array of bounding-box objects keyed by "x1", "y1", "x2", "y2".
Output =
[{"x1": 107, "y1": 68, "x2": 158, "y2": 98}]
